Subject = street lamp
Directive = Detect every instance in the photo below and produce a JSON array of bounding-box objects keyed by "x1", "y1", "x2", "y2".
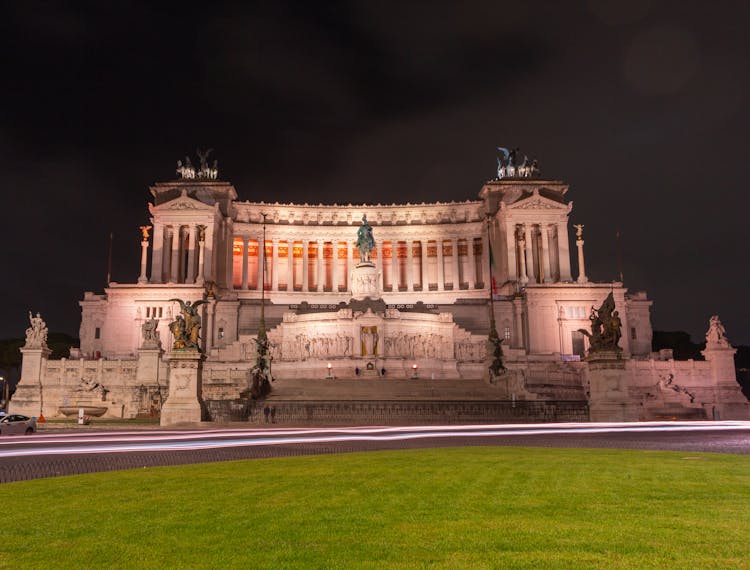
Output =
[
  {"x1": 326, "y1": 362, "x2": 333, "y2": 379},
  {"x1": 411, "y1": 364, "x2": 418, "y2": 379},
  {"x1": 0, "y1": 376, "x2": 6, "y2": 412}
]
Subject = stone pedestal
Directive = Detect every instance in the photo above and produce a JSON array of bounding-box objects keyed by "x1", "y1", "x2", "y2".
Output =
[
  {"x1": 10, "y1": 347, "x2": 51, "y2": 417},
  {"x1": 702, "y1": 345, "x2": 750, "y2": 420},
  {"x1": 350, "y1": 263, "x2": 380, "y2": 301},
  {"x1": 160, "y1": 350, "x2": 204, "y2": 426},
  {"x1": 586, "y1": 351, "x2": 638, "y2": 422},
  {"x1": 136, "y1": 348, "x2": 162, "y2": 385}
]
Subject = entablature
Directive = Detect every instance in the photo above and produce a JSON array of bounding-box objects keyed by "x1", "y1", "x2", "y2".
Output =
[{"x1": 232, "y1": 200, "x2": 485, "y2": 227}]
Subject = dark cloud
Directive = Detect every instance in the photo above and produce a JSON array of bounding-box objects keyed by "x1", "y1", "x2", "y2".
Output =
[{"x1": 2, "y1": 0, "x2": 750, "y2": 346}]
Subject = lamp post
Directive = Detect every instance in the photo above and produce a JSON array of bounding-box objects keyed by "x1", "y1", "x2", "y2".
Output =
[
  {"x1": 326, "y1": 363, "x2": 333, "y2": 379},
  {"x1": 0, "y1": 375, "x2": 5, "y2": 412},
  {"x1": 411, "y1": 364, "x2": 418, "y2": 379}
]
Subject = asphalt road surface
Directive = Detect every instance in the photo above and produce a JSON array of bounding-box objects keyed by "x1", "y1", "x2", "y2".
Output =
[{"x1": 2, "y1": 421, "x2": 750, "y2": 483}]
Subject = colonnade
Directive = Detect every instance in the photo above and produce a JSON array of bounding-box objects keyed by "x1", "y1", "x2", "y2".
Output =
[
  {"x1": 230, "y1": 234, "x2": 490, "y2": 293},
  {"x1": 146, "y1": 222, "x2": 208, "y2": 285},
  {"x1": 505, "y1": 221, "x2": 572, "y2": 284}
]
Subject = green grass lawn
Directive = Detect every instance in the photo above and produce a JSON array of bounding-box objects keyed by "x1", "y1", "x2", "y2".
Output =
[{"x1": 2, "y1": 447, "x2": 749, "y2": 569}]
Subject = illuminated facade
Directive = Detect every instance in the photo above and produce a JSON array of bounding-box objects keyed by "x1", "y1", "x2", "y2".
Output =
[{"x1": 11, "y1": 169, "x2": 749, "y2": 422}]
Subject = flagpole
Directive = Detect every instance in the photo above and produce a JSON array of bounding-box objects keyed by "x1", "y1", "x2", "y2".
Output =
[
  {"x1": 486, "y1": 213, "x2": 499, "y2": 345},
  {"x1": 259, "y1": 212, "x2": 267, "y2": 341}
]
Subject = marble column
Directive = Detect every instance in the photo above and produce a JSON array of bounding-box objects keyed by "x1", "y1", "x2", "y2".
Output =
[
  {"x1": 518, "y1": 232, "x2": 528, "y2": 285},
  {"x1": 256, "y1": 237, "x2": 263, "y2": 291},
  {"x1": 437, "y1": 239, "x2": 445, "y2": 291},
  {"x1": 302, "y1": 241, "x2": 309, "y2": 291},
  {"x1": 557, "y1": 222, "x2": 573, "y2": 282},
  {"x1": 317, "y1": 240, "x2": 324, "y2": 292},
  {"x1": 541, "y1": 224, "x2": 553, "y2": 283},
  {"x1": 196, "y1": 238, "x2": 205, "y2": 286},
  {"x1": 332, "y1": 241, "x2": 340, "y2": 292},
  {"x1": 271, "y1": 239, "x2": 279, "y2": 291},
  {"x1": 451, "y1": 238, "x2": 459, "y2": 289},
  {"x1": 138, "y1": 238, "x2": 149, "y2": 284},
  {"x1": 287, "y1": 240, "x2": 294, "y2": 291},
  {"x1": 375, "y1": 241, "x2": 383, "y2": 291},
  {"x1": 170, "y1": 226, "x2": 180, "y2": 283},
  {"x1": 420, "y1": 240, "x2": 428, "y2": 291},
  {"x1": 524, "y1": 224, "x2": 535, "y2": 283},
  {"x1": 467, "y1": 238, "x2": 476, "y2": 289},
  {"x1": 346, "y1": 241, "x2": 353, "y2": 292},
  {"x1": 406, "y1": 239, "x2": 414, "y2": 291},
  {"x1": 241, "y1": 236, "x2": 249, "y2": 290},
  {"x1": 505, "y1": 223, "x2": 517, "y2": 282},
  {"x1": 150, "y1": 222, "x2": 164, "y2": 283},
  {"x1": 392, "y1": 241, "x2": 399, "y2": 290},
  {"x1": 203, "y1": 225, "x2": 214, "y2": 286},
  {"x1": 187, "y1": 224, "x2": 197, "y2": 283},
  {"x1": 576, "y1": 231, "x2": 588, "y2": 283}
]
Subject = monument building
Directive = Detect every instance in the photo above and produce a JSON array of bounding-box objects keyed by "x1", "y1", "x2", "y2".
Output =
[{"x1": 11, "y1": 151, "x2": 749, "y2": 423}]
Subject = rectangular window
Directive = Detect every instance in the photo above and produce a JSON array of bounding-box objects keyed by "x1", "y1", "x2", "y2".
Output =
[
  {"x1": 503, "y1": 327, "x2": 512, "y2": 341},
  {"x1": 146, "y1": 307, "x2": 150, "y2": 318},
  {"x1": 631, "y1": 327, "x2": 637, "y2": 340},
  {"x1": 94, "y1": 327, "x2": 101, "y2": 340}
]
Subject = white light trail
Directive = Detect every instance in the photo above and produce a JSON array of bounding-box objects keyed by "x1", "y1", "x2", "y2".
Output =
[{"x1": 0, "y1": 421, "x2": 748, "y2": 459}]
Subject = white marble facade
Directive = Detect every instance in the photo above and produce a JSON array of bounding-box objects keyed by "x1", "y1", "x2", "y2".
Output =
[
  {"x1": 11, "y1": 170, "x2": 747, "y2": 421},
  {"x1": 77, "y1": 177, "x2": 654, "y2": 361}
]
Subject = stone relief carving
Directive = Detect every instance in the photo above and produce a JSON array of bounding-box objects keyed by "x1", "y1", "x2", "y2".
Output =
[
  {"x1": 280, "y1": 333, "x2": 354, "y2": 360},
  {"x1": 455, "y1": 341, "x2": 486, "y2": 362}
]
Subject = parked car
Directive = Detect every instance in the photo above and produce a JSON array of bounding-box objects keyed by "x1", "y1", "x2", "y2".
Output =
[{"x1": 0, "y1": 414, "x2": 37, "y2": 435}]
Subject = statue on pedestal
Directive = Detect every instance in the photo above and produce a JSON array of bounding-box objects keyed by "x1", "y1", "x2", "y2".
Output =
[
  {"x1": 168, "y1": 299, "x2": 207, "y2": 350},
  {"x1": 141, "y1": 318, "x2": 161, "y2": 349},
  {"x1": 495, "y1": 147, "x2": 539, "y2": 179},
  {"x1": 705, "y1": 315, "x2": 730, "y2": 348},
  {"x1": 578, "y1": 292, "x2": 622, "y2": 354},
  {"x1": 24, "y1": 311, "x2": 48, "y2": 349},
  {"x1": 355, "y1": 215, "x2": 375, "y2": 264}
]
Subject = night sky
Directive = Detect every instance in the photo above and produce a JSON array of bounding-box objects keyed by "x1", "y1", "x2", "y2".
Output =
[{"x1": 3, "y1": 1, "x2": 749, "y2": 346}]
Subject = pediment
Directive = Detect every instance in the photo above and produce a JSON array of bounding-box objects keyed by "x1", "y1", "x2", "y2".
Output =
[
  {"x1": 507, "y1": 189, "x2": 568, "y2": 211},
  {"x1": 149, "y1": 191, "x2": 216, "y2": 214}
]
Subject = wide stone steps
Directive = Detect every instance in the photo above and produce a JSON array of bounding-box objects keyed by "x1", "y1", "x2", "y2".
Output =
[
  {"x1": 266, "y1": 378, "x2": 508, "y2": 401},
  {"x1": 205, "y1": 398, "x2": 590, "y2": 425}
]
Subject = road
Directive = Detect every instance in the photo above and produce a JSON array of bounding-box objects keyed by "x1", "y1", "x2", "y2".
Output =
[{"x1": 2, "y1": 421, "x2": 750, "y2": 483}]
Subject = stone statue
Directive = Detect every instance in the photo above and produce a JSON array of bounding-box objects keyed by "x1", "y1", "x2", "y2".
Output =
[
  {"x1": 139, "y1": 225, "x2": 152, "y2": 240},
  {"x1": 574, "y1": 224, "x2": 584, "y2": 239},
  {"x1": 577, "y1": 292, "x2": 622, "y2": 354},
  {"x1": 705, "y1": 315, "x2": 730, "y2": 348},
  {"x1": 141, "y1": 318, "x2": 160, "y2": 349},
  {"x1": 195, "y1": 148, "x2": 217, "y2": 179},
  {"x1": 196, "y1": 148, "x2": 213, "y2": 171},
  {"x1": 486, "y1": 328, "x2": 505, "y2": 382},
  {"x1": 361, "y1": 326, "x2": 379, "y2": 356},
  {"x1": 496, "y1": 147, "x2": 537, "y2": 179},
  {"x1": 197, "y1": 225, "x2": 207, "y2": 242},
  {"x1": 168, "y1": 298, "x2": 207, "y2": 350},
  {"x1": 177, "y1": 157, "x2": 196, "y2": 179},
  {"x1": 355, "y1": 215, "x2": 375, "y2": 264},
  {"x1": 24, "y1": 311, "x2": 48, "y2": 348},
  {"x1": 496, "y1": 147, "x2": 509, "y2": 179}
]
